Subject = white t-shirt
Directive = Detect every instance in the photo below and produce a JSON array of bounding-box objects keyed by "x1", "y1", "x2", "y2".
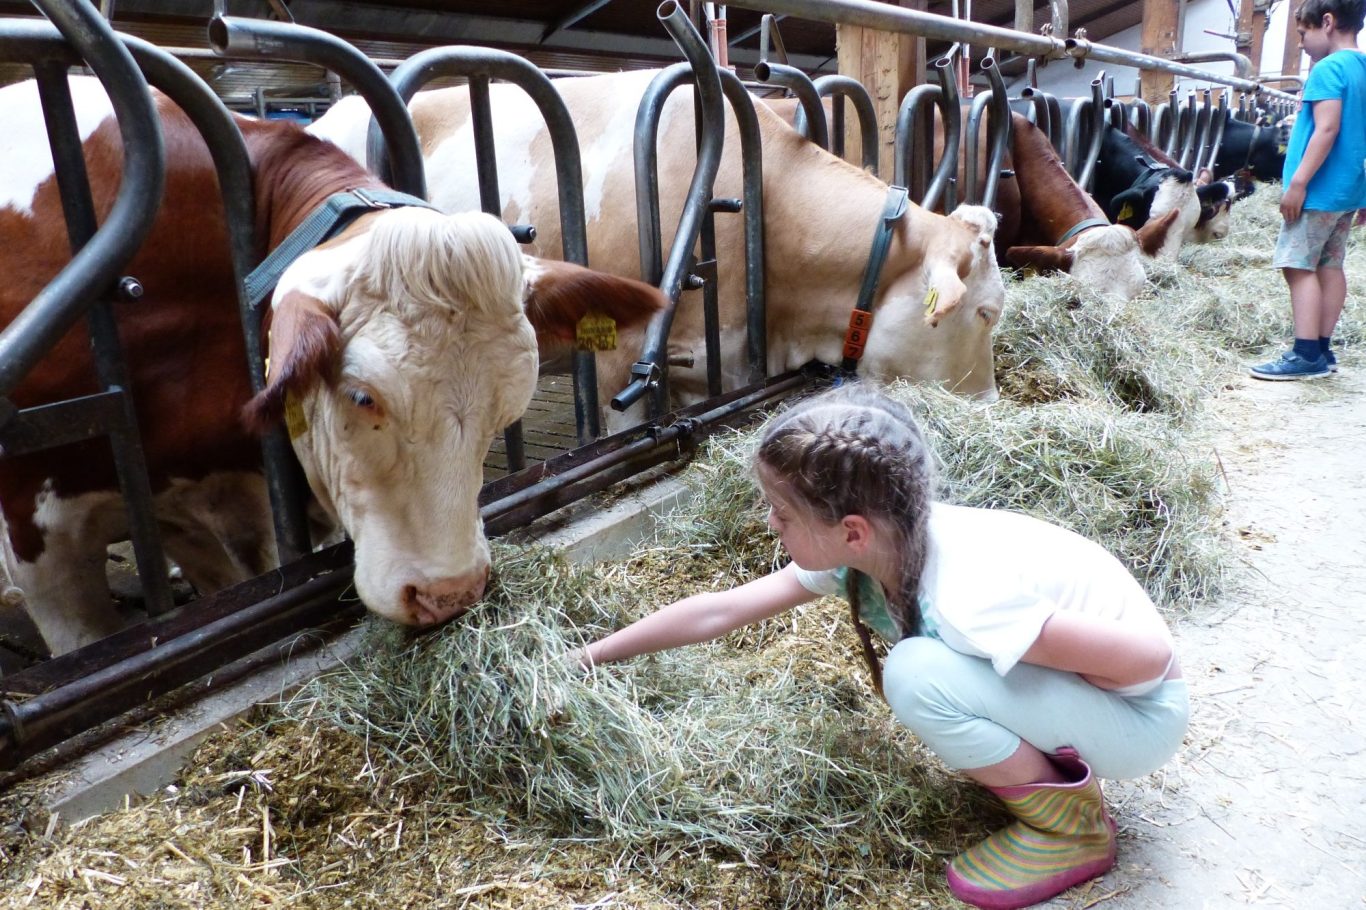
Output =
[{"x1": 794, "y1": 503, "x2": 1174, "y2": 694}]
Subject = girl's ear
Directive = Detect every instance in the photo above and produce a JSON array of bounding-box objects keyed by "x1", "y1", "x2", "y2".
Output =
[{"x1": 842, "y1": 514, "x2": 874, "y2": 550}]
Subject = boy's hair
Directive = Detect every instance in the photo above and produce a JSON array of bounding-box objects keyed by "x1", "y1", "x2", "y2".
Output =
[
  {"x1": 1296, "y1": 0, "x2": 1365, "y2": 32},
  {"x1": 756, "y1": 383, "x2": 936, "y2": 694}
]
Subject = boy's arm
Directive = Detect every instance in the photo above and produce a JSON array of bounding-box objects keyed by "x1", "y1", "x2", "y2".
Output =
[
  {"x1": 572, "y1": 563, "x2": 818, "y2": 668},
  {"x1": 1281, "y1": 98, "x2": 1343, "y2": 222}
]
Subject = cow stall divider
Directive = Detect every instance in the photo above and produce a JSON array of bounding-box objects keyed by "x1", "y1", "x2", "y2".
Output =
[
  {"x1": 897, "y1": 53, "x2": 962, "y2": 212},
  {"x1": 0, "y1": 0, "x2": 1304, "y2": 777}
]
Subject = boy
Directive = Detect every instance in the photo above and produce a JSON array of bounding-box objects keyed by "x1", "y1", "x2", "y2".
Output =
[{"x1": 1251, "y1": 0, "x2": 1366, "y2": 380}]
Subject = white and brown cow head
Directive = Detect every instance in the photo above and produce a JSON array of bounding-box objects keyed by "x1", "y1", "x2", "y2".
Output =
[
  {"x1": 859, "y1": 204, "x2": 1004, "y2": 399},
  {"x1": 244, "y1": 207, "x2": 662, "y2": 628}
]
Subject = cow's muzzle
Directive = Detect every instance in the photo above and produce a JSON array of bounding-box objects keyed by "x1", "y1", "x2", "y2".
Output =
[{"x1": 402, "y1": 565, "x2": 490, "y2": 627}]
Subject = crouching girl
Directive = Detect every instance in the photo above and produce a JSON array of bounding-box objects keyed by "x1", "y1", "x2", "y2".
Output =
[{"x1": 569, "y1": 384, "x2": 1189, "y2": 910}]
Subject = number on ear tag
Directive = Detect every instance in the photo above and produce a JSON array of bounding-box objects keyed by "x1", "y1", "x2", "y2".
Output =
[{"x1": 575, "y1": 311, "x2": 618, "y2": 352}]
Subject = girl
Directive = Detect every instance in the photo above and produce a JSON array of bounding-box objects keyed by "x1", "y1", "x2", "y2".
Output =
[{"x1": 570, "y1": 384, "x2": 1189, "y2": 910}]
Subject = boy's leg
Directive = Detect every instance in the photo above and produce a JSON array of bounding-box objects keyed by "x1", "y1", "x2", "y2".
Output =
[
  {"x1": 1315, "y1": 212, "x2": 1354, "y2": 368},
  {"x1": 1252, "y1": 213, "x2": 1334, "y2": 379},
  {"x1": 1287, "y1": 266, "x2": 1326, "y2": 347}
]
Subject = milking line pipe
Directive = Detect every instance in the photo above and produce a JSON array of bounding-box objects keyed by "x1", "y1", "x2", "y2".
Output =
[
  {"x1": 0, "y1": 9, "x2": 163, "y2": 400},
  {"x1": 727, "y1": 0, "x2": 1295, "y2": 100},
  {"x1": 208, "y1": 15, "x2": 427, "y2": 199},
  {"x1": 376, "y1": 46, "x2": 602, "y2": 445},
  {"x1": 614, "y1": 1, "x2": 726, "y2": 416}
]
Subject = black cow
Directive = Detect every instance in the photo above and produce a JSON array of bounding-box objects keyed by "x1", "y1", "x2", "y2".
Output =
[
  {"x1": 1118, "y1": 123, "x2": 1257, "y2": 242},
  {"x1": 1211, "y1": 114, "x2": 1289, "y2": 182}
]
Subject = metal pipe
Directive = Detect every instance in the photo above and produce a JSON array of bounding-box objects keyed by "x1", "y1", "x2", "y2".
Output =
[
  {"x1": 805, "y1": 74, "x2": 878, "y2": 173},
  {"x1": 755, "y1": 60, "x2": 829, "y2": 149},
  {"x1": 1170, "y1": 50, "x2": 1256, "y2": 80},
  {"x1": 895, "y1": 54, "x2": 959, "y2": 212},
  {"x1": 716, "y1": 69, "x2": 767, "y2": 384},
  {"x1": 964, "y1": 54, "x2": 1010, "y2": 209},
  {"x1": 0, "y1": 10, "x2": 164, "y2": 400},
  {"x1": 207, "y1": 15, "x2": 427, "y2": 199},
  {"x1": 1061, "y1": 34, "x2": 1293, "y2": 98},
  {"x1": 614, "y1": 1, "x2": 726, "y2": 415},
  {"x1": 380, "y1": 45, "x2": 602, "y2": 443}
]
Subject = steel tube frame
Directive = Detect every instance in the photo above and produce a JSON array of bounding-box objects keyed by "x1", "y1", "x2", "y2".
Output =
[
  {"x1": 754, "y1": 59, "x2": 829, "y2": 149},
  {"x1": 614, "y1": 1, "x2": 726, "y2": 416},
  {"x1": 895, "y1": 55, "x2": 960, "y2": 212},
  {"x1": 801, "y1": 74, "x2": 879, "y2": 173},
  {"x1": 963, "y1": 55, "x2": 1011, "y2": 210},
  {"x1": 730, "y1": 0, "x2": 1294, "y2": 99}
]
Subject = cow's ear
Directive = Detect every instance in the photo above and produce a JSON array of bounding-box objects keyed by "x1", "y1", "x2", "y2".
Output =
[
  {"x1": 1005, "y1": 245, "x2": 1075, "y2": 274},
  {"x1": 1196, "y1": 181, "x2": 1232, "y2": 205},
  {"x1": 1233, "y1": 170, "x2": 1256, "y2": 198},
  {"x1": 242, "y1": 291, "x2": 341, "y2": 434},
  {"x1": 1107, "y1": 188, "x2": 1150, "y2": 228},
  {"x1": 522, "y1": 257, "x2": 667, "y2": 342},
  {"x1": 1134, "y1": 207, "x2": 1181, "y2": 257}
]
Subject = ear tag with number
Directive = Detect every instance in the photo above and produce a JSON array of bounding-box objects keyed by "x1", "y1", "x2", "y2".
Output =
[
  {"x1": 575, "y1": 310, "x2": 618, "y2": 352},
  {"x1": 284, "y1": 391, "x2": 309, "y2": 441},
  {"x1": 923, "y1": 286, "x2": 940, "y2": 316}
]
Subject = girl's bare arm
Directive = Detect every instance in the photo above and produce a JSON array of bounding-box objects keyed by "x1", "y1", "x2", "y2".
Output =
[
  {"x1": 1020, "y1": 611, "x2": 1173, "y2": 690},
  {"x1": 573, "y1": 563, "x2": 817, "y2": 668}
]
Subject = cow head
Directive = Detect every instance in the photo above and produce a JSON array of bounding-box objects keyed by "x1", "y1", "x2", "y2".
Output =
[
  {"x1": 244, "y1": 208, "x2": 663, "y2": 628},
  {"x1": 860, "y1": 204, "x2": 1004, "y2": 399},
  {"x1": 1191, "y1": 175, "x2": 1253, "y2": 242},
  {"x1": 1107, "y1": 170, "x2": 1198, "y2": 257},
  {"x1": 1006, "y1": 220, "x2": 1157, "y2": 301}
]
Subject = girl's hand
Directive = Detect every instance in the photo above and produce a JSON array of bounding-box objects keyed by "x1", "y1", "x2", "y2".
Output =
[{"x1": 564, "y1": 646, "x2": 594, "y2": 673}]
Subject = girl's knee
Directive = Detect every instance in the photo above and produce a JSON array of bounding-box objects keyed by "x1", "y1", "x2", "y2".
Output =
[{"x1": 882, "y1": 637, "x2": 977, "y2": 730}]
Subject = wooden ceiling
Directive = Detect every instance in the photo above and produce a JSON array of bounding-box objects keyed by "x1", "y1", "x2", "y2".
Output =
[{"x1": 1, "y1": 1, "x2": 1144, "y2": 106}]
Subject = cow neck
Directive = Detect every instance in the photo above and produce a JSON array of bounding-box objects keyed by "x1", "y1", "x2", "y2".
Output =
[
  {"x1": 1009, "y1": 117, "x2": 1109, "y2": 247},
  {"x1": 841, "y1": 184, "x2": 911, "y2": 374}
]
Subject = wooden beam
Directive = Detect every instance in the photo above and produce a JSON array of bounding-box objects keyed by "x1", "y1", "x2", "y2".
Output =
[
  {"x1": 1140, "y1": 0, "x2": 1182, "y2": 105},
  {"x1": 1236, "y1": 0, "x2": 1272, "y2": 73},
  {"x1": 836, "y1": 0, "x2": 925, "y2": 180},
  {"x1": 1281, "y1": 1, "x2": 1303, "y2": 77}
]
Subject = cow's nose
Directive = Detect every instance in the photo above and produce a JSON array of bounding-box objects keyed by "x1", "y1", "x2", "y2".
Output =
[{"x1": 402, "y1": 565, "x2": 489, "y2": 627}]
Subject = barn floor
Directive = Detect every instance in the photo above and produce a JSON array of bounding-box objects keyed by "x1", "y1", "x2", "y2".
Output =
[{"x1": 0, "y1": 374, "x2": 585, "y2": 675}]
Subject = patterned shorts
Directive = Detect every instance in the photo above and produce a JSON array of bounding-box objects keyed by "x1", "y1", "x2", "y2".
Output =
[{"x1": 1272, "y1": 209, "x2": 1356, "y2": 270}]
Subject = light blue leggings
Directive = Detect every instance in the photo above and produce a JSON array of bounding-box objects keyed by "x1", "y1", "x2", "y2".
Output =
[{"x1": 883, "y1": 636, "x2": 1190, "y2": 781}]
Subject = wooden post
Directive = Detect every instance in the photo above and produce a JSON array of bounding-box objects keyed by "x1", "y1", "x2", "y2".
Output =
[
  {"x1": 1281, "y1": 1, "x2": 1303, "y2": 77},
  {"x1": 836, "y1": 0, "x2": 926, "y2": 179},
  {"x1": 1236, "y1": 0, "x2": 1272, "y2": 74},
  {"x1": 1140, "y1": 0, "x2": 1182, "y2": 105}
]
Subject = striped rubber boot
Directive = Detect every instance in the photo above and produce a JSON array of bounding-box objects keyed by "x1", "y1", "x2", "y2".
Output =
[{"x1": 946, "y1": 749, "x2": 1117, "y2": 910}]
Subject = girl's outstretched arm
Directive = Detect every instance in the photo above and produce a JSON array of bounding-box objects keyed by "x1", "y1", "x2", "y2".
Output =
[
  {"x1": 1020, "y1": 612, "x2": 1174, "y2": 690},
  {"x1": 572, "y1": 563, "x2": 817, "y2": 668}
]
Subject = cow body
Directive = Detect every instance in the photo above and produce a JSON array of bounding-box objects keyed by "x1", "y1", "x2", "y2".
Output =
[
  {"x1": 1211, "y1": 115, "x2": 1288, "y2": 182},
  {"x1": 309, "y1": 70, "x2": 1006, "y2": 422},
  {"x1": 0, "y1": 77, "x2": 662, "y2": 657},
  {"x1": 1117, "y1": 122, "x2": 1255, "y2": 243}
]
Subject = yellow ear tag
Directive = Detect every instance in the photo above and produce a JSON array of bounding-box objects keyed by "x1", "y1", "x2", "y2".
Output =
[
  {"x1": 1117, "y1": 202, "x2": 1135, "y2": 223},
  {"x1": 284, "y1": 391, "x2": 308, "y2": 441},
  {"x1": 1278, "y1": 144, "x2": 1288, "y2": 155},
  {"x1": 923, "y1": 286, "x2": 940, "y2": 316},
  {"x1": 575, "y1": 310, "x2": 618, "y2": 352}
]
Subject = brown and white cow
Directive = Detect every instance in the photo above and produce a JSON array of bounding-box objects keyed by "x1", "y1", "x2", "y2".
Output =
[
  {"x1": 308, "y1": 69, "x2": 1006, "y2": 424},
  {"x1": 999, "y1": 114, "x2": 1180, "y2": 301},
  {"x1": 0, "y1": 76, "x2": 663, "y2": 656}
]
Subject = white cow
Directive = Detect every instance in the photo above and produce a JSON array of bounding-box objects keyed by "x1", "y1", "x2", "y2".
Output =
[{"x1": 310, "y1": 69, "x2": 1006, "y2": 427}]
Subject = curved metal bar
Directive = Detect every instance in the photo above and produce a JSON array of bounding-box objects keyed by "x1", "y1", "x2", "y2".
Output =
[
  {"x1": 1174, "y1": 91, "x2": 1195, "y2": 162},
  {"x1": 1019, "y1": 86, "x2": 1052, "y2": 139},
  {"x1": 1076, "y1": 77, "x2": 1106, "y2": 191},
  {"x1": 376, "y1": 45, "x2": 600, "y2": 443},
  {"x1": 894, "y1": 55, "x2": 959, "y2": 212},
  {"x1": 1205, "y1": 94, "x2": 1229, "y2": 177},
  {"x1": 717, "y1": 69, "x2": 767, "y2": 384},
  {"x1": 807, "y1": 74, "x2": 878, "y2": 173},
  {"x1": 1128, "y1": 97, "x2": 1151, "y2": 136},
  {"x1": 964, "y1": 55, "x2": 1011, "y2": 210},
  {"x1": 754, "y1": 59, "x2": 828, "y2": 150},
  {"x1": 1171, "y1": 50, "x2": 1256, "y2": 80},
  {"x1": 614, "y1": 1, "x2": 725, "y2": 415},
  {"x1": 1178, "y1": 91, "x2": 1201, "y2": 168},
  {"x1": 1151, "y1": 100, "x2": 1171, "y2": 147},
  {"x1": 1062, "y1": 95, "x2": 1088, "y2": 177},
  {"x1": 1191, "y1": 90, "x2": 1214, "y2": 174},
  {"x1": 0, "y1": 11, "x2": 164, "y2": 399},
  {"x1": 208, "y1": 15, "x2": 426, "y2": 199}
]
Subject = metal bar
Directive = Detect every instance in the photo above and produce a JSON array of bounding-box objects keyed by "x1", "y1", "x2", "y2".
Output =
[
  {"x1": 895, "y1": 54, "x2": 959, "y2": 211},
  {"x1": 0, "y1": 392, "x2": 124, "y2": 457},
  {"x1": 0, "y1": 10, "x2": 164, "y2": 400},
  {"x1": 756, "y1": 60, "x2": 829, "y2": 149},
  {"x1": 1171, "y1": 50, "x2": 1255, "y2": 79},
  {"x1": 381, "y1": 45, "x2": 602, "y2": 443},
  {"x1": 614, "y1": 1, "x2": 726, "y2": 416},
  {"x1": 716, "y1": 69, "x2": 767, "y2": 385},
  {"x1": 207, "y1": 15, "x2": 427, "y2": 198},
  {"x1": 812, "y1": 74, "x2": 879, "y2": 174},
  {"x1": 541, "y1": 0, "x2": 618, "y2": 43},
  {"x1": 726, "y1": 0, "x2": 1294, "y2": 97}
]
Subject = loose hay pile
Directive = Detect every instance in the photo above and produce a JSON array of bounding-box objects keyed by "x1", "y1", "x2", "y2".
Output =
[{"x1": 3, "y1": 184, "x2": 1355, "y2": 909}]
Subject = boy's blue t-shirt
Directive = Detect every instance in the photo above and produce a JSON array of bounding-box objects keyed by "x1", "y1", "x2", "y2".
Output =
[{"x1": 1283, "y1": 49, "x2": 1366, "y2": 211}]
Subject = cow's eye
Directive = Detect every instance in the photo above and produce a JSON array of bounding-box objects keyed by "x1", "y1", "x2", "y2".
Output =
[{"x1": 347, "y1": 388, "x2": 377, "y2": 409}]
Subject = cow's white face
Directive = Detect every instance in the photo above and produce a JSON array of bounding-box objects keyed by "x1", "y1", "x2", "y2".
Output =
[
  {"x1": 264, "y1": 209, "x2": 537, "y2": 627},
  {"x1": 859, "y1": 205, "x2": 1003, "y2": 399},
  {"x1": 1149, "y1": 176, "x2": 1200, "y2": 256},
  {"x1": 1069, "y1": 225, "x2": 1146, "y2": 302}
]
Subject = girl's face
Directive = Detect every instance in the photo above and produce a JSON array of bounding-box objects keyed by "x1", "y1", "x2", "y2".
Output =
[{"x1": 757, "y1": 463, "x2": 848, "y2": 571}]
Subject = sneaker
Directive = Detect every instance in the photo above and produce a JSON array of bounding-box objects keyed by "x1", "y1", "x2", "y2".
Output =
[
  {"x1": 1326, "y1": 349, "x2": 1339, "y2": 373},
  {"x1": 1249, "y1": 350, "x2": 1331, "y2": 381}
]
